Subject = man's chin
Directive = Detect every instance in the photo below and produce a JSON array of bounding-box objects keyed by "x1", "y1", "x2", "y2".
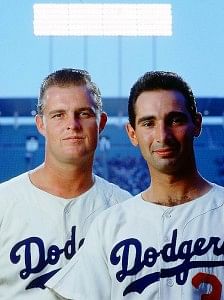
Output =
[{"x1": 154, "y1": 159, "x2": 180, "y2": 174}]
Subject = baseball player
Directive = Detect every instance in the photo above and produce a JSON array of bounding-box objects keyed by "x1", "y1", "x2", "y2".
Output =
[
  {"x1": 0, "y1": 69, "x2": 131, "y2": 299},
  {"x1": 46, "y1": 71, "x2": 224, "y2": 300}
]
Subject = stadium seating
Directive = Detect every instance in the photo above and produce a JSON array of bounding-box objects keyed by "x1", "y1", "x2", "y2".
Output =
[{"x1": 0, "y1": 97, "x2": 223, "y2": 194}]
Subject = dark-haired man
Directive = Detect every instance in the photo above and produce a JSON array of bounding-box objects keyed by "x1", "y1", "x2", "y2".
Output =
[{"x1": 47, "y1": 71, "x2": 224, "y2": 300}]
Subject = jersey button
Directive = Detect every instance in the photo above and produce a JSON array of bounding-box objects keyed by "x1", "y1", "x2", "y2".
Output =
[
  {"x1": 164, "y1": 211, "x2": 171, "y2": 218},
  {"x1": 167, "y1": 278, "x2": 174, "y2": 287},
  {"x1": 64, "y1": 207, "x2": 69, "y2": 215}
]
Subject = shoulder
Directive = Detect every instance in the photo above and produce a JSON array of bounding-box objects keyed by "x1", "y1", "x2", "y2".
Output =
[
  {"x1": 82, "y1": 194, "x2": 141, "y2": 249},
  {"x1": 93, "y1": 175, "x2": 132, "y2": 204},
  {"x1": 211, "y1": 183, "x2": 224, "y2": 203},
  {"x1": 0, "y1": 172, "x2": 29, "y2": 193},
  {"x1": 190, "y1": 183, "x2": 224, "y2": 217},
  {"x1": 207, "y1": 183, "x2": 224, "y2": 201},
  {"x1": 0, "y1": 172, "x2": 30, "y2": 224},
  {"x1": 92, "y1": 193, "x2": 140, "y2": 226},
  {"x1": 212, "y1": 183, "x2": 224, "y2": 193}
]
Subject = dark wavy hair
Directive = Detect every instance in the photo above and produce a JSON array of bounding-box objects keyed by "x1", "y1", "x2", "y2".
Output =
[{"x1": 128, "y1": 71, "x2": 197, "y2": 128}]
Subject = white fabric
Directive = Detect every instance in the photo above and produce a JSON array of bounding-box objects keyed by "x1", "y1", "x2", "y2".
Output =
[
  {"x1": 47, "y1": 184, "x2": 224, "y2": 300},
  {"x1": 0, "y1": 172, "x2": 131, "y2": 300}
]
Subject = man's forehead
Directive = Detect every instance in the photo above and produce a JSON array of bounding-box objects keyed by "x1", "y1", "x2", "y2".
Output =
[
  {"x1": 41, "y1": 87, "x2": 97, "y2": 112},
  {"x1": 136, "y1": 90, "x2": 186, "y2": 109},
  {"x1": 43, "y1": 86, "x2": 94, "y2": 103}
]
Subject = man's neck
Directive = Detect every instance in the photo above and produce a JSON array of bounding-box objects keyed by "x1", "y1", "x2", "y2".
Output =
[
  {"x1": 29, "y1": 163, "x2": 94, "y2": 199},
  {"x1": 142, "y1": 173, "x2": 212, "y2": 207}
]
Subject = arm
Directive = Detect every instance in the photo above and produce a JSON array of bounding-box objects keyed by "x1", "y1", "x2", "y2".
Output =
[{"x1": 46, "y1": 217, "x2": 111, "y2": 300}]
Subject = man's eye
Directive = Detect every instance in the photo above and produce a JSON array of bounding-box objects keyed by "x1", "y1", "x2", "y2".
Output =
[
  {"x1": 52, "y1": 113, "x2": 63, "y2": 118},
  {"x1": 80, "y1": 112, "x2": 89, "y2": 116},
  {"x1": 171, "y1": 117, "x2": 185, "y2": 125},
  {"x1": 79, "y1": 111, "x2": 95, "y2": 118},
  {"x1": 142, "y1": 121, "x2": 154, "y2": 127}
]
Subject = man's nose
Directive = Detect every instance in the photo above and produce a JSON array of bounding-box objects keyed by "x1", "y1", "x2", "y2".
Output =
[
  {"x1": 155, "y1": 122, "x2": 170, "y2": 143},
  {"x1": 67, "y1": 115, "x2": 81, "y2": 130}
]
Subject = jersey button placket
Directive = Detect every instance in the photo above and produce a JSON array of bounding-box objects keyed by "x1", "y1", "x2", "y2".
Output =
[
  {"x1": 164, "y1": 210, "x2": 172, "y2": 219},
  {"x1": 161, "y1": 208, "x2": 174, "y2": 299}
]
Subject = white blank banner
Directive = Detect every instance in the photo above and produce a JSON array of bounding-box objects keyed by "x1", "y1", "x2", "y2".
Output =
[{"x1": 33, "y1": 3, "x2": 172, "y2": 36}]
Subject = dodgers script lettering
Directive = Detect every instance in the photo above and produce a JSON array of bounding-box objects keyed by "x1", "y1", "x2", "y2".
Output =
[
  {"x1": 10, "y1": 226, "x2": 84, "y2": 289},
  {"x1": 110, "y1": 229, "x2": 224, "y2": 296}
]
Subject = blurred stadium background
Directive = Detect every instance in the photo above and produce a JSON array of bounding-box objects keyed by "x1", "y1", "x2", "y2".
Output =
[
  {"x1": 0, "y1": 1, "x2": 224, "y2": 194},
  {"x1": 0, "y1": 97, "x2": 223, "y2": 194}
]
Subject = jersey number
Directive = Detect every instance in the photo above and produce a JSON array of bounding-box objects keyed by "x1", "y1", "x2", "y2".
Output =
[{"x1": 192, "y1": 272, "x2": 222, "y2": 300}]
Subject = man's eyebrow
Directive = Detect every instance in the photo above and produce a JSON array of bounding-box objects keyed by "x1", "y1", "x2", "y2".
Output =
[
  {"x1": 167, "y1": 111, "x2": 189, "y2": 119},
  {"x1": 168, "y1": 111, "x2": 186, "y2": 116},
  {"x1": 76, "y1": 107, "x2": 95, "y2": 112},
  {"x1": 48, "y1": 109, "x2": 65, "y2": 115},
  {"x1": 137, "y1": 112, "x2": 188, "y2": 125},
  {"x1": 48, "y1": 107, "x2": 96, "y2": 115},
  {"x1": 76, "y1": 107, "x2": 97, "y2": 115}
]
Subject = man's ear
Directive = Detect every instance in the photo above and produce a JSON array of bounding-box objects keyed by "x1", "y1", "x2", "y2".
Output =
[
  {"x1": 193, "y1": 112, "x2": 202, "y2": 137},
  {"x1": 99, "y1": 112, "x2": 107, "y2": 134},
  {"x1": 35, "y1": 114, "x2": 46, "y2": 137},
  {"x1": 125, "y1": 123, "x2": 138, "y2": 146}
]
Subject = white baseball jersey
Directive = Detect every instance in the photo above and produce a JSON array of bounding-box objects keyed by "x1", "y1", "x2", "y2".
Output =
[
  {"x1": 47, "y1": 183, "x2": 224, "y2": 300},
  {"x1": 0, "y1": 172, "x2": 131, "y2": 300}
]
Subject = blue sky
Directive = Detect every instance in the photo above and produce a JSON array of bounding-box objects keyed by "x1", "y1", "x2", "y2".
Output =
[{"x1": 1, "y1": 0, "x2": 224, "y2": 98}]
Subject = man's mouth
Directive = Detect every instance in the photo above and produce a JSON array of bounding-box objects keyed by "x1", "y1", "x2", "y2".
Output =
[
  {"x1": 64, "y1": 135, "x2": 84, "y2": 139},
  {"x1": 63, "y1": 136, "x2": 84, "y2": 141},
  {"x1": 153, "y1": 148, "x2": 176, "y2": 157}
]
